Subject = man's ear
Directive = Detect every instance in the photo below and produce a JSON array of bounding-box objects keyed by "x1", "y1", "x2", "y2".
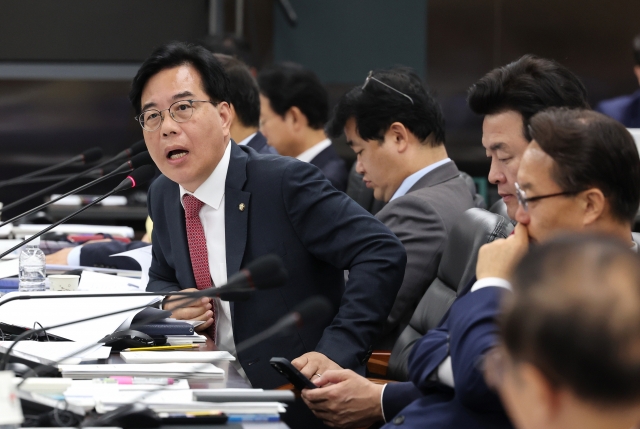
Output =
[
  {"x1": 581, "y1": 188, "x2": 606, "y2": 227},
  {"x1": 387, "y1": 122, "x2": 410, "y2": 153},
  {"x1": 286, "y1": 106, "x2": 308, "y2": 131},
  {"x1": 217, "y1": 102, "x2": 232, "y2": 135},
  {"x1": 520, "y1": 363, "x2": 563, "y2": 423}
]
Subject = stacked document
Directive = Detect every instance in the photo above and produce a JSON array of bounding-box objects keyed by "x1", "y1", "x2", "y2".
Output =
[
  {"x1": 94, "y1": 389, "x2": 287, "y2": 415},
  {"x1": 120, "y1": 351, "x2": 235, "y2": 364},
  {"x1": 166, "y1": 333, "x2": 207, "y2": 345},
  {"x1": 58, "y1": 363, "x2": 225, "y2": 379}
]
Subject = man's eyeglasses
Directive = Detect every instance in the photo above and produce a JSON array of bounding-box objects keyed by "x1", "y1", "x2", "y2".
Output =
[
  {"x1": 515, "y1": 182, "x2": 581, "y2": 212},
  {"x1": 135, "y1": 99, "x2": 217, "y2": 132},
  {"x1": 362, "y1": 71, "x2": 414, "y2": 105}
]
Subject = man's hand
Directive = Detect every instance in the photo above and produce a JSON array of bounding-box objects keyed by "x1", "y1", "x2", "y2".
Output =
[
  {"x1": 45, "y1": 247, "x2": 73, "y2": 265},
  {"x1": 476, "y1": 223, "x2": 529, "y2": 280},
  {"x1": 163, "y1": 288, "x2": 214, "y2": 332},
  {"x1": 292, "y1": 351, "x2": 341, "y2": 380},
  {"x1": 301, "y1": 369, "x2": 384, "y2": 428}
]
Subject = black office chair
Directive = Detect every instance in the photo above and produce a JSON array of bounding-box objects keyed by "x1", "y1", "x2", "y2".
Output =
[
  {"x1": 369, "y1": 208, "x2": 513, "y2": 381},
  {"x1": 488, "y1": 199, "x2": 511, "y2": 220}
]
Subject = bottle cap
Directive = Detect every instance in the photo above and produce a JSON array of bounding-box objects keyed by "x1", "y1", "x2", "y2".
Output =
[{"x1": 23, "y1": 235, "x2": 40, "y2": 247}]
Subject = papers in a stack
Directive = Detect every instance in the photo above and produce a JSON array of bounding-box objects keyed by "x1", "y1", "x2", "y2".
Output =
[
  {"x1": 0, "y1": 291, "x2": 162, "y2": 342},
  {"x1": 58, "y1": 363, "x2": 225, "y2": 379},
  {"x1": 120, "y1": 351, "x2": 235, "y2": 364},
  {"x1": 95, "y1": 389, "x2": 286, "y2": 414},
  {"x1": 0, "y1": 342, "x2": 111, "y2": 365},
  {"x1": 166, "y1": 334, "x2": 207, "y2": 345}
]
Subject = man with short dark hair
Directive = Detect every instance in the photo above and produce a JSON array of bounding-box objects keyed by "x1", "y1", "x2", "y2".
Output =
[
  {"x1": 596, "y1": 33, "x2": 640, "y2": 127},
  {"x1": 468, "y1": 54, "x2": 589, "y2": 219},
  {"x1": 131, "y1": 42, "x2": 406, "y2": 390},
  {"x1": 213, "y1": 54, "x2": 276, "y2": 154},
  {"x1": 325, "y1": 67, "x2": 474, "y2": 347},
  {"x1": 489, "y1": 234, "x2": 640, "y2": 429},
  {"x1": 258, "y1": 63, "x2": 348, "y2": 190}
]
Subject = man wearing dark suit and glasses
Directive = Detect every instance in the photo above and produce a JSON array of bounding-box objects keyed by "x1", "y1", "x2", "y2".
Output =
[
  {"x1": 130, "y1": 42, "x2": 406, "y2": 390},
  {"x1": 300, "y1": 56, "x2": 594, "y2": 429},
  {"x1": 325, "y1": 67, "x2": 475, "y2": 348}
]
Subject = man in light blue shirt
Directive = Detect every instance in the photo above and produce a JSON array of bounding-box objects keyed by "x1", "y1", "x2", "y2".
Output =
[{"x1": 325, "y1": 67, "x2": 475, "y2": 348}]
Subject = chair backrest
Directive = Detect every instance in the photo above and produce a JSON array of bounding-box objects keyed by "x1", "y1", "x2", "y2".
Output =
[
  {"x1": 459, "y1": 172, "x2": 486, "y2": 209},
  {"x1": 387, "y1": 208, "x2": 513, "y2": 381},
  {"x1": 489, "y1": 199, "x2": 510, "y2": 219}
]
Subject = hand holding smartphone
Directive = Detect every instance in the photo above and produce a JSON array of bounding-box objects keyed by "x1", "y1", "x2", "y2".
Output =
[{"x1": 269, "y1": 357, "x2": 317, "y2": 390}]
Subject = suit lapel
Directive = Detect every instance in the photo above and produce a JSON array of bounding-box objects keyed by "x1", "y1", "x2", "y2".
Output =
[{"x1": 225, "y1": 143, "x2": 251, "y2": 279}]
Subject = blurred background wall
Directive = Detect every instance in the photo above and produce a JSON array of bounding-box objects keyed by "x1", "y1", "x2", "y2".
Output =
[{"x1": 0, "y1": 0, "x2": 639, "y2": 211}]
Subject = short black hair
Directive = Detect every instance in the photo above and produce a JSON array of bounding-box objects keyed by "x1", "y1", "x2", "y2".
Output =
[
  {"x1": 257, "y1": 63, "x2": 328, "y2": 130},
  {"x1": 214, "y1": 54, "x2": 260, "y2": 128},
  {"x1": 529, "y1": 107, "x2": 640, "y2": 224},
  {"x1": 129, "y1": 42, "x2": 230, "y2": 115},
  {"x1": 467, "y1": 55, "x2": 589, "y2": 139},
  {"x1": 504, "y1": 234, "x2": 640, "y2": 406},
  {"x1": 326, "y1": 67, "x2": 445, "y2": 146},
  {"x1": 634, "y1": 34, "x2": 640, "y2": 66}
]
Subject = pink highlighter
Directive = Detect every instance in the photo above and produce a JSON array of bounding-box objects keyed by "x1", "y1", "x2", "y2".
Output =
[{"x1": 109, "y1": 376, "x2": 174, "y2": 385}]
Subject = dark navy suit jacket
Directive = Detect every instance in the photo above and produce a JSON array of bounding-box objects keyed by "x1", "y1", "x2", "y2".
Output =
[
  {"x1": 596, "y1": 89, "x2": 640, "y2": 128},
  {"x1": 244, "y1": 131, "x2": 278, "y2": 154},
  {"x1": 79, "y1": 241, "x2": 150, "y2": 270},
  {"x1": 146, "y1": 143, "x2": 406, "y2": 388},
  {"x1": 309, "y1": 145, "x2": 348, "y2": 192},
  {"x1": 381, "y1": 280, "x2": 513, "y2": 429}
]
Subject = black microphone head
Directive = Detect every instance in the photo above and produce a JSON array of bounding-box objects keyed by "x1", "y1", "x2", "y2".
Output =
[
  {"x1": 292, "y1": 296, "x2": 334, "y2": 329},
  {"x1": 81, "y1": 147, "x2": 103, "y2": 164},
  {"x1": 128, "y1": 151, "x2": 153, "y2": 169},
  {"x1": 114, "y1": 164, "x2": 155, "y2": 192},
  {"x1": 244, "y1": 254, "x2": 288, "y2": 291},
  {"x1": 128, "y1": 140, "x2": 147, "y2": 157}
]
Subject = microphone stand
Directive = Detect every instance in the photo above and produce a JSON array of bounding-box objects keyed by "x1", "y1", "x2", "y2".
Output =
[{"x1": 0, "y1": 168, "x2": 131, "y2": 229}]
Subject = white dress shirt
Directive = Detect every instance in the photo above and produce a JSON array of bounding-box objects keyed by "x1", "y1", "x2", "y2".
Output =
[
  {"x1": 237, "y1": 132, "x2": 257, "y2": 147},
  {"x1": 296, "y1": 138, "x2": 332, "y2": 163},
  {"x1": 177, "y1": 142, "x2": 247, "y2": 379}
]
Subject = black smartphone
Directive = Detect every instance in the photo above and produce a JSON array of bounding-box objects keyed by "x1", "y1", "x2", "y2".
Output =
[{"x1": 269, "y1": 357, "x2": 317, "y2": 390}]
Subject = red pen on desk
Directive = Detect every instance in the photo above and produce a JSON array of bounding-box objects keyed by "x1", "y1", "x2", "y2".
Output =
[{"x1": 92, "y1": 376, "x2": 174, "y2": 385}]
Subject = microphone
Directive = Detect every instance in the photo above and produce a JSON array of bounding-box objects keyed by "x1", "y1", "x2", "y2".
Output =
[
  {"x1": 0, "y1": 151, "x2": 153, "y2": 229},
  {"x1": 212, "y1": 254, "x2": 288, "y2": 300},
  {"x1": 0, "y1": 171, "x2": 103, "y2": 186},
  {"x1": 0, "y1": 165, "x2": 155, "y2": 260},
  {"x1": 0, "y1": 147, "x2": 103, "y2": 189},
  {"x1": 1, "y1": 140, "x2": 146, "y2": 214},
  {"x1": 0, "y1": 254, "x2": 289, "y2": 373}
]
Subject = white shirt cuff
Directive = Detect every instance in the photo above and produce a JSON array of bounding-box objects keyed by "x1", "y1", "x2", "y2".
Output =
[
  {"x1": 380, "y1": 383, "x2": 388, "y2": 422},
  {"x1": 471, "y1": 277, "x2": 512, "y2": 293},
  {"x1": 67, "y1": 245, "x2": 83, "y2": 266},
  {"x1": 436, "y1": 356, "x2": 455, "y2": 388}
]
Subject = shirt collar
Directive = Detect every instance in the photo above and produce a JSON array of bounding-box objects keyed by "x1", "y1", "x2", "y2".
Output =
[
  {"x1": 296, "y1": 139, "x2": 332, "y2": 163},
  {"x1": 390, "y1": 158, "x2": 452, "y2": 201},
  {"x1": 237, "y1": 132, "x2": 257, "y2": 146},
  {"x1": 179, "y1": 141, "x2": 231, "y2": 210},
  {"x1": 632, "y1": 241, "x2": 638, "y2": 253}
]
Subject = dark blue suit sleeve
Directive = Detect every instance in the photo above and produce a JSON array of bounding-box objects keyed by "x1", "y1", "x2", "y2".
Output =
[
  {"x1": 147, "y1": 188, "x2": 182, "y2": 293},
  {"x1": 447, "y1": 287, "x2": 505, "y2": 412},
  {"x1": 79, "y1": 241, "x2": 150, "y2": 271},
  {"x1": 381, "y1": 382, "x2": 423, "y2": 421},
  {"x1": 406, "y1": 327, "x2": 450, "y2": 393},
  {"x1": 280, "y1": 162, "x2": 406, "y2": 370}
]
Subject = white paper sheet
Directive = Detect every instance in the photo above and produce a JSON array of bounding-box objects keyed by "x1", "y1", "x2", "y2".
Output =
[
  {"x1": 78, "y1": 270, "x2": 141, "y2": 291},
  {"x1": 0, "y1": 291, "x2": 161, "y2": 342},
  {"x1": 110, "y1": 245, "x2": 152, "y2": 289},
  {"x1": 0, "y1": 259, "x2": 19, "y2": 279},
  {"x1": 58, "y1": 363, "x2": 224, "y2": 379},
  {"x1": 120, "y1": 351, "x2": 235, "y2": 364},
  {"x1": 0, "y1": 342, "x2": 111, "y2": 365}
]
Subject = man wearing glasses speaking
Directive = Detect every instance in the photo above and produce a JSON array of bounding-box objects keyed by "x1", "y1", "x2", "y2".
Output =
[{"x1": 129, "y1": 42, "x2": 406, "y2": 391}]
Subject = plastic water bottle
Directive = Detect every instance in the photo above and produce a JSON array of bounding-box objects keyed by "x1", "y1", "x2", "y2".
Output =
[{"x1": 18, "y1": 236, "x2": 46, "y2": 292}]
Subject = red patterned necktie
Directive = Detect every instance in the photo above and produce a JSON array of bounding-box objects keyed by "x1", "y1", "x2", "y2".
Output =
[{"x1": 182, "y1": 194, "x2": 216, "y2": 343}]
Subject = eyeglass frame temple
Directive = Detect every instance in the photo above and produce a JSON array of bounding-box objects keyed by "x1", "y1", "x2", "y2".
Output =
[{"x1": 363, "y1": 72, "x2": 414, "y2": 105}]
